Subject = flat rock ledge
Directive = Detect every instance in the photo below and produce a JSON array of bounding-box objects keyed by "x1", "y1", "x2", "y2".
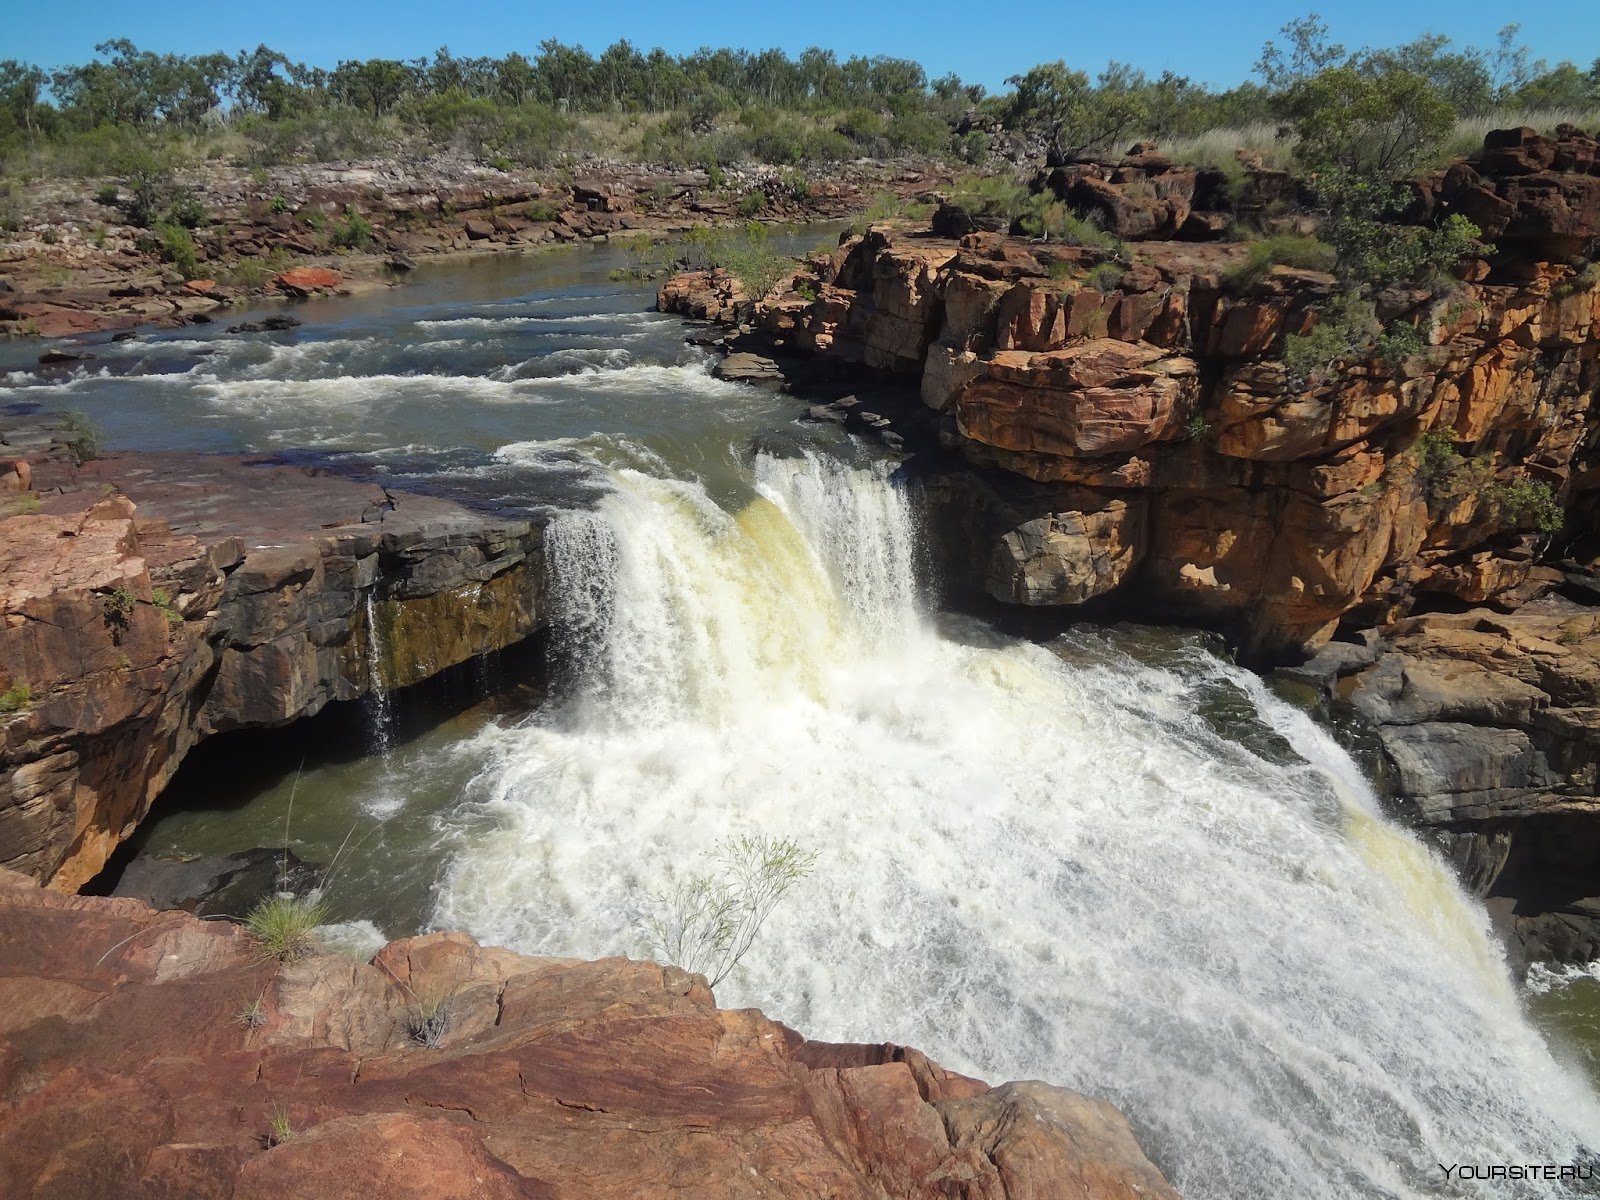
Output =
[
  {"x1": 0, "y1": 417, "x2": 545, "y2": 889},
  {"x1": 0, "y1": 870, "x2": 1179, "y2": 1200}
]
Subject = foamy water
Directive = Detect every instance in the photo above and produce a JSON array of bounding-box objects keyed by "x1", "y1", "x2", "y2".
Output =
[{"x1": 435, "y1": 450, "x2": 1600, "y2": 1200}]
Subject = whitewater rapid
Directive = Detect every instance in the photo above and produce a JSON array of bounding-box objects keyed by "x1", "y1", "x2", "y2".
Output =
[{"x1": 432, "y1": 448, "x2": 1596, "y2": 1200}]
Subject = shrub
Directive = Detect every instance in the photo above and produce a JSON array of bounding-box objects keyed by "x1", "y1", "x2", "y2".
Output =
[
  {"x1": 245, "y1": 893, "x2": 329, "y2": 961},
  {"x1": 1184, "y1": 413, "x2": 1212, "y2": 441},
  {"x1": 332, "y1": 206, "x2": 375, "y2": 250},
  {"x1": 1375, "y1": 321, "x2": 1426, "y2": 369},
  {"x1": 60, "y1": 411, "x2": 100, "y2": 464},
  {"x1": 163, "y1": 189, "x2": 207, "y2": 230},
  {"x1": 524, "y1": 199, "x2": 560, "y2": 222},
  {"x1": 643, "y1": 835, "x2": 816, "y2": 988},
  {"x1": 269, "y1": 194, "x2": 289, "y2": 214},
  {"x1": 95, "y1": 183, "x2": 118, "y2": 205},
  {"x1": 689, "y1": 223, "x2": 793, "y2": 300},
  {"x1": 124, "y1": 163, "x2": 171, "y2": 228},
  {"x1": 1281, "y1": 294, "x2": 1379, "y2": 388},
  {"x1": 737, "y1": 191, "x2": 768, "y2": 218},
  {"x1": 154, "y1": 222, "x2": 200, "y2": 278},
  {"x1": 1489, "y1": 478, "x2": 1563, "y2": 533},
  {"x1": 1222, "y1": 234, "x2": 1337, "y2": 291},
  {"x1": 0, "y1": 679, "x2": 31, "y2": 713},
  {"x1": 1087, "y1": 261, "x2": 1125, "y2": 292}
]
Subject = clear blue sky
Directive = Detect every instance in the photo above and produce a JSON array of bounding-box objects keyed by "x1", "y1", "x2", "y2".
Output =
[{"x1": 7, "y1": 0, "x2": 1598, "y2": 92}]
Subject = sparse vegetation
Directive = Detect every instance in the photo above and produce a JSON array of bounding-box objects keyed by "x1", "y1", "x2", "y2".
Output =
[
  {"x1": 406, "y1": 987, "x2": 458, "y2": 1048},
  {"x1": 245, "y1": 893, "x2": 330, "y2": 962},
  {"x1": 151, "y1": 587, "x2": 182, "y2": 625},
  {"x1": 643, "y1": 835, "x2": 816, "y2": 988},
  {"x1": 0, "y1": 679, "x2": 32, "y2": 713},
  {"x1": 331, "y1": 205, "x2": 375, "y2": 250},
  {"x1": 1488, "y1": 477, "x2": 1564, "y2": 533},
  {"x1": 153, "y1": 222, "x2": 200, "y2": 278},
  {"x1": 266, "y1": 1103, "x2": 295, "y2": 1146},
  {"x1": 1222, "y1": 234, "x2": 1337, "y2": 291},
  {"x1": 60, "y1": 412, "x2": 100, "y2": 464},
  {"x1": 684, "y1": 223, "x2": 792, "y2": 301},
  {"x1": 524, "y1": 199, "x2": 560, "y2": 222}
]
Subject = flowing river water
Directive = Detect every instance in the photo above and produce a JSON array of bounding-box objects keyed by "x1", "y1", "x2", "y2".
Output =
[{"x1": 3, "y1": 234, "x2": 1598, "y2": 1199}]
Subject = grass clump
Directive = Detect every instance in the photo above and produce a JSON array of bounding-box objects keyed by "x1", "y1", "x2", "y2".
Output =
[
  {"x1": 152, "y1": 222, "x2": 200, "y2": 278},
  {"x1": 245, "y1": 893, "x2": 330, "y2": 962},
  {"x1": 685, "y1": 223, "x2": 793, "y2": 301},
  {"x1": 0, "y1": 679, "x2": 31, "y2": 713},
  {"x1": 1223, "y1": 234, "x2": 1337, "y2": 291}
]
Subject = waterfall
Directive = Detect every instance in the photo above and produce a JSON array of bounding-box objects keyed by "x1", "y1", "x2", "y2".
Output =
[
  {"x1": 361, "y1": 589, "x2": 400, "y2": 818},
  {"x1": 435, "y1": 448, "x2": 1599, "y2": 1200}
]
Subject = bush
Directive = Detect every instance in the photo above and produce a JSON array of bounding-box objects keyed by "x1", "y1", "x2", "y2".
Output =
[
  {"x1": 331, "y1": 205, "x2": 374, "y2": 250},
  {"x1": 1222, "y1": 234, "x2": 1337, "y2": 290},
  {"x1": 95, "y1": 183, "x2": 118, "y2": 205},
  {"x1": 1018, "y1": 195, "x2": 1122, "y2": 250},
  {"x1": 154, "y1": 222, "x2": 200, "y2": 278},
  {"x1": 737, "y1": 191, "x2": 768, "y2": 217},
  {"x1": 245, "y1": 893, "x2": 329, "y2": 961},
  {"x1": 524, "y1": 199, "x2": 560, "y2": 222},
  {"x1": 60, "y1": 411, "x2": 100, "y2": 464},
  {"x1": 269, "y1": 194, "x2": 289, "y2": 214},
  {"x1": 1281, "y1": 294, "x2": 1379, "y2": 387},
  {"x1": 163, "y1": 189, "x2": 207, "y2": 229},
  {"x1": 1489, "y1": 478, "x2": 1563, "y2": 533},
  {"x1": 642, "y1": 835, "x2": 816, "y2": 987},
  {"x1": 685, "y1": 223, "x2": 793, "y2": 301},
  {"x1": 0, "y1": 679, "x2": 31, "y2": 713}
]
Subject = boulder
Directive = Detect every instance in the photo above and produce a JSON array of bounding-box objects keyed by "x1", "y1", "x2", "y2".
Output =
[{"x1": 271, "y1": 267, "x2": 343, "y2": 297}]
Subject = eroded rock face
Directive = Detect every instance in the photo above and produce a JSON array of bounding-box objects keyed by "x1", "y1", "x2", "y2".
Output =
[
  {"x1": 0, "y1": 872, "x2": 1179, "y2": 1200},
  {"x1": 0, "y1": 421, "x2": 544, "y2": 888},
  {"x1": 1283, "y1": 604, "x2": 1600, "y2": 963},
  {"x1": 663, "y1": 128, "x2": 1600, "y2": 658}
]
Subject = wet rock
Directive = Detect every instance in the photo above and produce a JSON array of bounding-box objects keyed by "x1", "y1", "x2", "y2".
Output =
[
  {"x1": 713, "y1": 351, "x2": 784, "y2": 386},
  {"x1": 37, "y1": 349, "x2": 95, "y2": 365},
  {"x1": 385, "y1": 253, "x2": 417, "y2": 272},
  {"x1": 0, "y1": 422, "x2": 546, "y2": 888}
]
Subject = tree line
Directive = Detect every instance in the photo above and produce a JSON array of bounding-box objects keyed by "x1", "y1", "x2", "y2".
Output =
[{"x1": 0, "y1": 19, "x2": 1595, "y2": 172}]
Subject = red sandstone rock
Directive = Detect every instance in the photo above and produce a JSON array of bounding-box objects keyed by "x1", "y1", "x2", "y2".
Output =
[
  {"x1": 272, "y1": 267, "x2": 344, "y2": 296},
  {"x1": 0, "y1": 874, "x2": 1180, "y2": 1200}
]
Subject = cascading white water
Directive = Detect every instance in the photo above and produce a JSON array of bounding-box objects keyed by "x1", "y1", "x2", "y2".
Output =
[
  {"x1": 435, "y1": 448, "x2": 1600, "y2": 1200},
  {"x1": 360, "y1": 590, "x2": 402, "y2": 818}
]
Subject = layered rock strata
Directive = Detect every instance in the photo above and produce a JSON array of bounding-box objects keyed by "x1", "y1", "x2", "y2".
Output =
[
  {"x1": 1283, "y1": 602, "x2": 1600, "y2": 963},
  {"x1": 0, "y1": 870, "x2": 1179, "y2": 1200},
  {"x1": 0, "y1": 419, "x2": 543, "y2": 889},
  {"x1": 663, "y1": 126, "x2": 1600, "y2": 661}
]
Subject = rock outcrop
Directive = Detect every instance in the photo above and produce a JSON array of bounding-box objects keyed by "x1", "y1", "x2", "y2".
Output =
[
  {"x1": 1283, "y1": 603, "x2": 1600, "y2": 964},
  {"x1": 0, "y1": 418, "x2": 544, "y2": 889},
  {"x1": 662, "y1": 126, "x2": 1600, "y2": 661},
  {"x1": 0, "y1": 870, "x2": 1179, "y2": 1200}
]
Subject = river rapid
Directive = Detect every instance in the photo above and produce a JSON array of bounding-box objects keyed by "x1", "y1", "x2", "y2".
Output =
[{"x1": 3, "y1": 233, "x2": 1597, "y2": 1199}]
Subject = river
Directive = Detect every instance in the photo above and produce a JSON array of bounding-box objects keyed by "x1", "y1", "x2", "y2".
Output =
[{"x1": 2, "y1": 232, "x2": 1597, "y2": 1199}]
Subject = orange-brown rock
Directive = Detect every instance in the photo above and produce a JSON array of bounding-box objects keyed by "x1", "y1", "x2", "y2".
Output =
[
  {"x1": 0, "y1": 418, "x2": 545, "y2": 889},
  {"x1": 0, "y1": 871, "x2": 1180, "y2": 1200},
  {"x1": 272, "y1": 267, "x2": 344, "y2": 296},
  {"x1": 957, "y1": 341, "x2": 1200, "y2": 457}
]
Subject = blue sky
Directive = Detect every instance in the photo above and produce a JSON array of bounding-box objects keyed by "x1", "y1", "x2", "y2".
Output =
[{"x1": 7, "y1": 0, "x2": 1598, "y2": 92}]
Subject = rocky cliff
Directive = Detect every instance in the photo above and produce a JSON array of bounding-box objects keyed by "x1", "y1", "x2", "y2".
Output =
[
  {"x1": 0, "y1": 869, "x2": 1178, "y2": 1200},
  {"x1": 659, "y1": 125, "x2": 1600, "y2": 961},
  {"x1": 0, "y1": 417, "x2": 544, "y2": 889},
  {"x1": 667, "y1": 126, "x2": 1600, "y2": 659}
]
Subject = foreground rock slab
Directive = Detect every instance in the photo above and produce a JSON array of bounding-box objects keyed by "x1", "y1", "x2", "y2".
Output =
[{"x1": 0, "y1": 871, "x2": 1179, "y2": 1200}]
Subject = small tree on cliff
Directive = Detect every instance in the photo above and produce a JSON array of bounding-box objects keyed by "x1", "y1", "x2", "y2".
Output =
[{"x1": 1284, "y1": 64, "x2": 1483, "y2": 295}]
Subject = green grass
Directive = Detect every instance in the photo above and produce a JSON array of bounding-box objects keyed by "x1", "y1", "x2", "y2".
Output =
[
  {"x1": 245, "y1": 893, "x2": 330, "y2": 961},
  {"x1": 0, "y1": 679, "x2": 31, "y2": 713},
  {"x1": 1223, "y1": 234, "x2": 1337, "y2": 291}
]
